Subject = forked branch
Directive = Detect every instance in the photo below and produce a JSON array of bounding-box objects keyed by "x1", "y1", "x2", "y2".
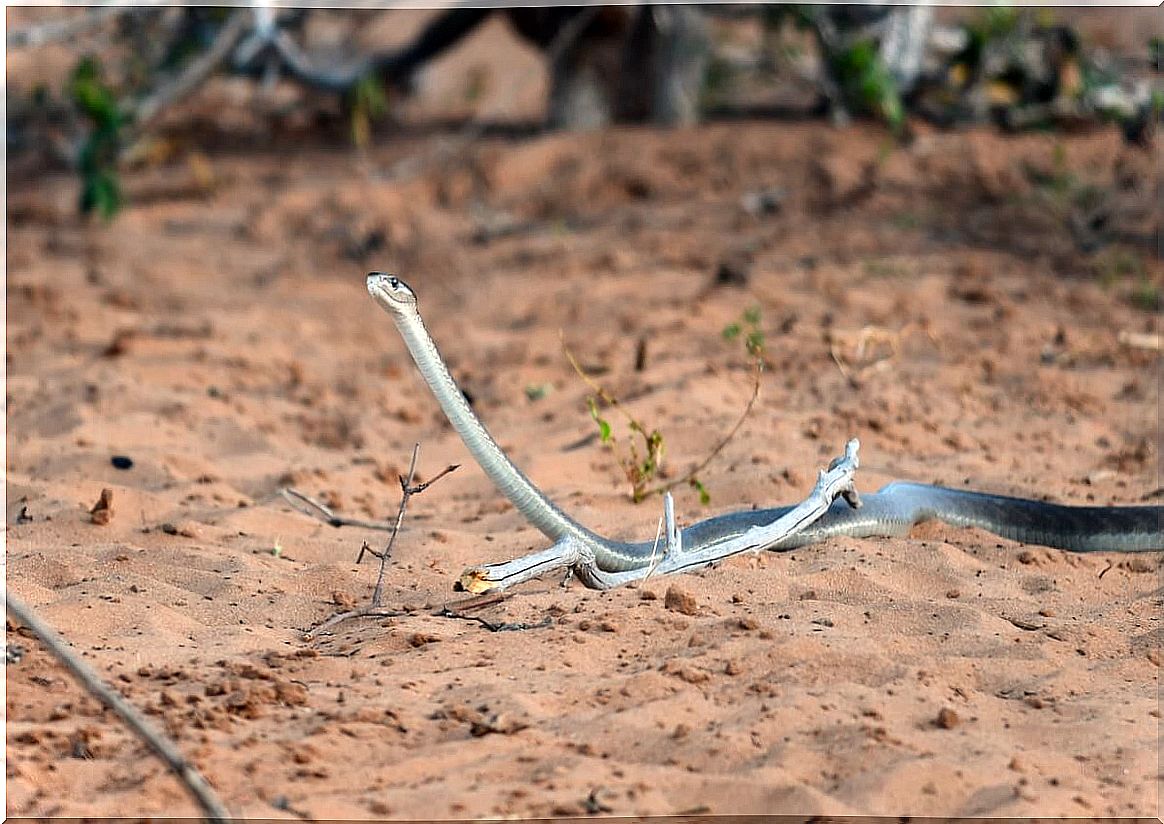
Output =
[{"x1": 297, "y1": 443, "x2": 459, "y2": 639}]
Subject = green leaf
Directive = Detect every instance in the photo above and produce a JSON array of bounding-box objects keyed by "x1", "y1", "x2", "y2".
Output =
[
  {"x1": 350, "y1": 73, "x2": 389, "y2": 148},
  {"x1": 586, "y1": 397, "x2": 613, "y2": 442},
  {"x1": 689, "y1": 477, "x2": 710, "y2": 506},
  {"x1": 81, "y1": 169, "x2": 122, "y2": 219},
  {"x1": 743, "y1": 306, "x2": 761, "y2": 326},
  {"x1": 722, "y1": 322, "x2": 741, "y2": 341}
]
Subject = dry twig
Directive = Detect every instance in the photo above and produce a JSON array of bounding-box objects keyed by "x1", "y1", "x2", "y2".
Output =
[
  {"x1": 300, "y1": 443, "x2": 459, "y2": 639},
  {"x1": 131, "y1": 11, "x2": 249, "y2": 129},
  {"x1": 5, "y1": 591, "x2": 232, "y2": 823},
  {"x1": 434, "y1": 608, "x2": 553, "y2": 633}
]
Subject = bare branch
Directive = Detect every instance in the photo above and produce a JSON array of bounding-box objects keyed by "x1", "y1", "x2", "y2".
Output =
[
  {"x1": 300, "y1": 443, "x2": 459, "y2": 637},
  {"x1": 280, "y1": 488, "x2": 398, "y2": 531},
  {"x1": 386, "y1": 6, "x2": 600, "y2": 181},
  {"x1": 130, "y1": 11, "x2": 249, "y2": 128},
  {"x1": 302, "y1": 605, "x2": 405, "y2": 641},
  {"x1": 370, "y1": 443, "x2": 422, "y2": 607},
  {"x1": 408, "y1": 463, "x2": 461, "y2": 496},
  {"x1": 5, "y1": 591, "x2": 232, "y2": 823}
]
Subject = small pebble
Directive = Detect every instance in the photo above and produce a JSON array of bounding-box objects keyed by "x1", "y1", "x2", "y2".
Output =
[
  {"x1": 664, "y1": 586, "x2": 699, "y2": 616},
  {"x1": 111, "y1": 455, "x2": 133, "y2": 470},
  {"x1": 935, "y1": 707, "x2": 960, "y2": 729},
  {"x1": 89, "y1": 488, "x2": 114, "y2": 525}
]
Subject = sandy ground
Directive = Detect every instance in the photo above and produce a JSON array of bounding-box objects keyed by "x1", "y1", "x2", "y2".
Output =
[{"x1": 6, "y1": 10, "x2": 1163, "y2": 821}]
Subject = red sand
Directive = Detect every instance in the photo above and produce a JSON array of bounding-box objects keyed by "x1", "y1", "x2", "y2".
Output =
[{"x1": 7, "y1": 9, "x2": 1161, "y2": 819}]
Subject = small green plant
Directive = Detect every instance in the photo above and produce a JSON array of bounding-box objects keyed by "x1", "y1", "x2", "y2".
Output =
[
  {"x1": 722, "y1": 304, "x2": 765, "y2": 356},
  {"x1": 576, "y1": 373, "x2": 668, "y2": 504},
  {"x1": 1130, "y1": 278, "x2": 1160, "y2": 312},
  {"x1": 567, "y1": 307, "x2": 765, "y2": 505},
  {"x1": 1093, "y1": 247, "x2": 1144, "y2": 288},
  {"x1": 70, "y1": 56, "x2": 124, "y2": 219},
  {"x1": 862, "y1": 258, "x2": 910, "y2": 279},
  {"x1": 1022, "y1": 142, "x2": 1080, "y2": 205},
  {"x1": 349, "y1": 72, "x2": 388, "y2": 149},
  {"x1": 961, "y1": 5, "x2": 1020, "y2": 71},
  {"x1": 1092, "y1": 248, "x2": 1158, "y2": 311},
  {"x1": 463, "y1": 65, "x2": 490, "y2": 105},
  {"x1": 700, "y1": 53, "x2": 739, "y2": 109},
  {"x1": 829, "y1": 39, "x2": 904, "y2": 134}
]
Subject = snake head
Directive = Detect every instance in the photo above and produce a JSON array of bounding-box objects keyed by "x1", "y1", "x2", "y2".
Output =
[{"x1": 367, "y1": 272, "x2": 418, "y2": 313}]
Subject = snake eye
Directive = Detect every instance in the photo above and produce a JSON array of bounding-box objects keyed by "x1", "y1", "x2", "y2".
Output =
[{"x1": 388, "y1": 276, "x2": 400, "y2": 289}]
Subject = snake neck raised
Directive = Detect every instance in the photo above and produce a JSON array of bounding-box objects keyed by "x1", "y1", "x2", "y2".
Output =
[{"x1": 393, "y1": 310, "x2": 608, "y2": 549}]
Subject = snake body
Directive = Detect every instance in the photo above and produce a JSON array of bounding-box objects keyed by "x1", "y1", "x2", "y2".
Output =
[{"x1": 367, "y1": 272, "x2": 1162, "y2": 580}]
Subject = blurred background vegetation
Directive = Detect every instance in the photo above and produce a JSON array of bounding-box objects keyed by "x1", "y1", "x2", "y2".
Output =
[{"x1": 8, "y1": 4, "x2": 1159, "y2": 220}]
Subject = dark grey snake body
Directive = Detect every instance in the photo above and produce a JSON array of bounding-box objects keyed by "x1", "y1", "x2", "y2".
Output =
[
  {"x1": 688, "y1": 481, "x2": 1162, "y2": 557},
  {"x1": 366, "y1": 272, "x2": 1162, "y2": 586}
]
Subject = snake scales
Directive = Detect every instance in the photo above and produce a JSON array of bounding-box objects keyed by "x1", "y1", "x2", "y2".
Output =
[{"x1": 366, "y1": 272, "x2": 1161, "y2": 591}]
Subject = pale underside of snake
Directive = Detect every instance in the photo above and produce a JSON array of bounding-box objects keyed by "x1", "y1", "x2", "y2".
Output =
[{"x1": 366, "y1": 273, "x2": 1162, "y2": 593}]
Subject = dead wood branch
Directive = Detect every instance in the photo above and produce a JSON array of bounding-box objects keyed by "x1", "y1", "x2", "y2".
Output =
[
  {"x1": 434, "y1": 608, "x2": 553, "y2": 633},
  {"x1": 386, "y1": 6, "x2": 600, "y2": 181},
  {"x1": 5, "y1": 591, "x2": 232, "y2": 823},
  {"x1": 300, "y1": 443, "x2": 458, "y2": 639},
  {"x1": 130, "y1": 11, "x2": 249, "y2": 129}
]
